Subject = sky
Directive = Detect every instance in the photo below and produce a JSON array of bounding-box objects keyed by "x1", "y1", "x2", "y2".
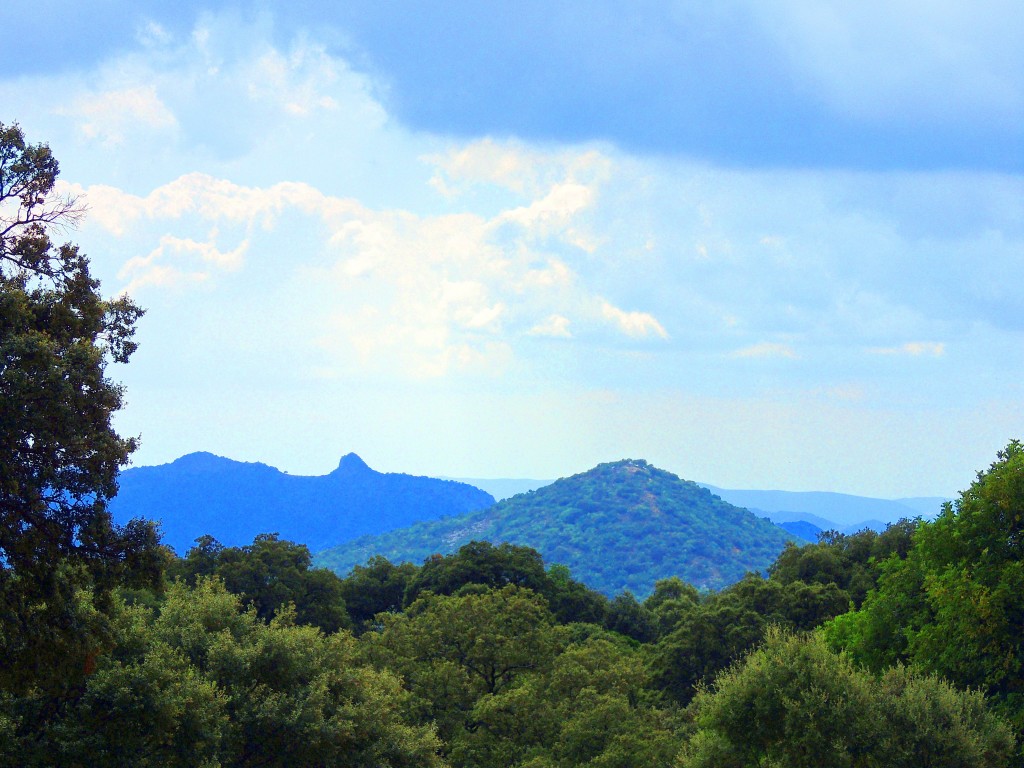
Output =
[{"x1": 2, "y1": 1, "x2": 1021, "y2": 497}]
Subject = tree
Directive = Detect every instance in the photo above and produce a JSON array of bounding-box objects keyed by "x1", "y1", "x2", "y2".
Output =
[
  {"x1": 647, "y1": 574, "x2": 850, "y2": 705},
  {"x1": 337, "y1": 555, "x2": 418, "y2": 631},
  {"x1": 0, "y1": 122, "x2": 156, "y2": 697},
  {"x1": 173, "y1": 534, "x2": 351, "y2": 633},
  {"x1": 605, "y1": 590, "x2": 657, "y2": 643},
  {"x1": 4, "y1": 579, "x2": 445, "y2": 767},
  {"x1": 363, "y1": 585, "x2": 563, "y2": 760},
  {"x1": 827, "y1": 441, "x2": 1024, "y2": 733},
  {"x1": 403, "y1": 541, "x2": 551, "y2": 605},
  {"x1": 769, "y1": 520, "x2": 917, "y2": 609},
  {"x1": 679, "y1": 628, "x2": 1014, "y2": 768}
]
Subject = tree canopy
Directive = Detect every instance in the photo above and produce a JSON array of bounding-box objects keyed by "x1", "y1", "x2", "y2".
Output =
[
  {"x1": 0, "y1": 122, "x2": 157, "y2": 699},
  {"x1": 827, "y1": 440, "x2": 1024, "y2": 733}
]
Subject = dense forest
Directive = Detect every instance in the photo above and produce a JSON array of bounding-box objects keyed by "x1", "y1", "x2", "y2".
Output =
[
  {"x1": 2, "y1": 123, "x2": 1023, "y2": 767},
  {"x1": 317, "y1": 458, "x2": 796, "y2": 595}
]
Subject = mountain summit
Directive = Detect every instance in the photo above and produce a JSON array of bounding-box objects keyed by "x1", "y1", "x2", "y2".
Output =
[
  {"x1": 316, "y1": 459, "x2": 794, "y2": 595},
  {"x1": 331, "y1": 452, "x2": 372, "y2": 476},
  {"x1": 111, "y1": 453, "x2": 495, "y2": 554}
]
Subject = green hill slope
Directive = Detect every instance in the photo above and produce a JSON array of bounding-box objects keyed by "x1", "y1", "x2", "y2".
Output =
[{"x1": 316, "y1": 459, "x2": 794, "y2": 595}]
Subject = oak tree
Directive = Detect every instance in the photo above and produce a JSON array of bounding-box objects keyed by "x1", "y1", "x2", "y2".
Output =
[{"x1": 0, "y1": 122, "x2": 157, "y2": 697}]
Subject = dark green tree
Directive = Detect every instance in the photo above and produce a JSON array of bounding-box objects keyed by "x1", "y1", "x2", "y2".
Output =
[
  {"x1": 827, "y1": 441, "x2": 1024, "y2": 734},
  {"x1": 769, "y1": 520, "x2": 917, "y2": 609},
  {"x1": 0, "y1": 122, "x2": 157, "y2": 699},
  {"x1": 173, "y1": 534, "x2": 351, "y2": 633},
  {"x1": 5, "y1": 579, "x2": 444, "y2": 768},
  {"x1": 363, "y1": 585, "x2": 562, "y2": 760},
  {"x1": 338, "y1": 555, "x2": 418, "y2": 630},
  {"x1": 404, "y1": 541, "x2": 551, "y2": 604},
  {"x1": 605, "y1": 590, "x2": 657, "y2": 643},
  {"x1": 679, "y1": 628, "x2": 1014, "y2": 768},
  {"x1": 648, "y1": 573, "x2": 850, "y2": 705}
]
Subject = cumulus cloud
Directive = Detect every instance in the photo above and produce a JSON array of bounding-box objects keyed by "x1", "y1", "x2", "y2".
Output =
[
  {"x1": 13, "y1": 10, "x2": 1022, "y2": 393},
  {"x1": 65, "y1": 137, "x2": 662, "y2": 377},
  {"x1": 5, "y1": 6, "x2": 1022, "y2": 494},
  {"x1": 599, "y1": 301, "x2": 668, "y2": 339},
  {"x1": 118, "y1": 233, "x2": 248, "y2": 293}
]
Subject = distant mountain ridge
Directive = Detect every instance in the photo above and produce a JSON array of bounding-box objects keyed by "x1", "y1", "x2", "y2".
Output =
[
  {"x1": 110, "y1": 452, "x2": 495, "y2": 554},
  {"x1": 450, "y1": 477, "x2": 947, "y2": 531},
  {"x1": 317, "y1": 459, "x2": 796, "y2": 596},
  {"x1": 699, "y1": 484, "x2": 948, "y2": 533}
]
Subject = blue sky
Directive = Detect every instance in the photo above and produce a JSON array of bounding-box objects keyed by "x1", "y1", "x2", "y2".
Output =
[{"x1": 2, "y1": 1, "x2": 1021, "y2": 496}]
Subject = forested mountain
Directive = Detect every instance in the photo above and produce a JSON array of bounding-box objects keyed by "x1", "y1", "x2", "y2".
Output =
[
  {"x1": 454, "y1": 477, "x2": 946, "y2": 529},
  {"x1": 776, "y1": 519, "x2": 825, "y2": 540},
  {"x1": 317, "y1": 459, "x2": 795, "y2": 595},
  {"x1": 109, "y1": 451, "x2": 494, "y2": 553}
]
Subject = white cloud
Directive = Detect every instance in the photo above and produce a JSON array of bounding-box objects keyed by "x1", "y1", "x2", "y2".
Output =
[
  {"x1": 529, "y1": 314, "x2": 573, "y2": 338},
  {"x1": 117, "y1": 232, "x2": 248, "y2": 293},
  {"x1": 64, "y1": 135, "x2": 664, "y2": 377},
  {"x1": 600, "y1": 301, "x2": 668, "y2": 339},
  {"x1": 5, "y1": 7, "x2": 1021, "y2": 498},
  {"x1": 245, "y1": 46, "x2": 348, "y2": 118},
  {"x1": 500, "y1": 181, "x2": 595, "y2": 235},
  {"x1": 521, "y1": 258, "x2": 574, "y2": 290}
]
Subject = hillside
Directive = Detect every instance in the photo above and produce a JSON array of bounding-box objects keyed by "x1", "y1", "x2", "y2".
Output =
[
  {"x1": 453, "y1": 477, "x2": 943, "y2": 530},
  {"x1": 316, "y1": 459, "x2": 794, "y2": 595},
  {"x1": 110, "y1": 452, "x2": 495, "y2": 554}
]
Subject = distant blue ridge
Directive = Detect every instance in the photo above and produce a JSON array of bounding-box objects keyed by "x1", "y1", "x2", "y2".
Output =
[{"x1": 110, "y1": 452, "x2": 495, "y2": 555}]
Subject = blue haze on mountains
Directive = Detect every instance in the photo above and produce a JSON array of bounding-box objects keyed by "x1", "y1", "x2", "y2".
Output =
[
  {"x1": 112, "y1": 452, "x2": 945, "y2": 558},
  {"x1": 110, "y1": 452, "x2": 495, "y2": 554}
]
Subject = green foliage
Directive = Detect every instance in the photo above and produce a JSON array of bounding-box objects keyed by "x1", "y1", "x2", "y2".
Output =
[
  {"x1": 769, "y1": 520, "x2": 917, "y2": 608},
  {"x1": 680, "y1": 628, "x2": 1015, "y2": 768},
  {"x1": 605, "y1": 591, "x2": 657, "y2": 643},
  {"x1": 2, "y1": 579, "x2": 445, "y2": 767},
  {"x1": 405, "y1": 541, "x2": 551, "y2": 603},
  {"x1": 538, "y1": 638, "x2": 683, "y2": 768},
  {"x1": 172, "y1": 533, "x2": 351, "y2": 633},
  {"x1": 397, "y1": 541, "x2": 609, "y2": 626},
  {"x1": 338, "y1": 555, "x2": 418, "y2": 630},
  {"x1": 364, "y1": 586, "x2": 561, "y2": 731},
  {"x1": 644, "y1": 577, "x2": 701, "y2": 635},
  {"x1": 0, "y1": 122, "x2": 159, "y2": 702},
  {"x1": 318, "y1": 459, "x2": 794, "y2": 596},
  {"x1": 362, "y1": 584, "x2": 681, "y2": 768},
  {"x1": 826, "y1": 441, "x2": 1024, "y2": 732},
  {"x1": 648, "y1": 573, "x2": 852, "y2": 704}
]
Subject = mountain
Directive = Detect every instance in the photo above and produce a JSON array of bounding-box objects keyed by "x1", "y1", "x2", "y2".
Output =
[
  {"x1": 699, "y1": 485, "x2": 946, "y2": 530},
  {"x1": 315, "y1": 459, "x2": 795, "y2": 596},
  {"x1": 452, "y1": 477, "x2": 945, "y2": 531},
  {"x1": 110, "y1": 452, "x2": 495, "y2": 554},
  {"x1": 777, "y1": 520, "x2": 824, "y2": 542}
]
